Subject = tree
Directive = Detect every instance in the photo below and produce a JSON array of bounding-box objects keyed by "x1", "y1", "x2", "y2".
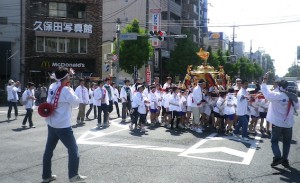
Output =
[
  {"x1": 118, "y1": 19, "x2": 153, "y2": 74},
  {"x1": 285, "y1": 64, "x2": 300, "y2": 77},
  {"x1": 167, "y1": 31, "x2": 201, "y2": 78}
]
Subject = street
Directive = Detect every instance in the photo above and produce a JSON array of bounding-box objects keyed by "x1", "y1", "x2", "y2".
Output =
[{"x1": 0, "y1": 105, "x2": 300, "y2": 183}]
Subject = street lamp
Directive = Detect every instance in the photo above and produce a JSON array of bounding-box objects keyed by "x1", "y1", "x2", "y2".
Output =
[{"x1": 115, "y1": 18, "x2": 121, "y2": 86}]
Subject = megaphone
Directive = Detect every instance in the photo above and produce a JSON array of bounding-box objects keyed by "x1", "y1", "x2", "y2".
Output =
[{"x1": 38, "y1": 103, "x2": 54, "y2": 117}]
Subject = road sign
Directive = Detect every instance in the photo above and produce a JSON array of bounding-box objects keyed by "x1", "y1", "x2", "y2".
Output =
[
  {"x1": 112, "y1": 54, "x2": 118, "y2": 61},
  {"x1": 120, "y1": 33, "x2": 138, "y2": 40},
  {"x1": 105, "y1": 53, "x2": 113, "y2": 60}
]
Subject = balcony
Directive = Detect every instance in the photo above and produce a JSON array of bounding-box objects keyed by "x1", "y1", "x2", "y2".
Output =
[{"x1": 161, "y1": 0, "x2": 182, "y2": 17}]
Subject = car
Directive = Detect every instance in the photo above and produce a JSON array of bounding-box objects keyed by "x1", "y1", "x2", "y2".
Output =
[
  {"x1": 297, "y1": 82, "x2": 300, "y2": 96},
  {"x1": 247, "y1": 83, "x2": 256, "y2": 92},
  {"x1": 287, "y1": 81, "x2": 299, "y2": 96}
]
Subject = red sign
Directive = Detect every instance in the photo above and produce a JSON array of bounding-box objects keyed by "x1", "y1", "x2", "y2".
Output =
[{"x1": 146, "y1": 66, "x2": 151, "y2": 84}]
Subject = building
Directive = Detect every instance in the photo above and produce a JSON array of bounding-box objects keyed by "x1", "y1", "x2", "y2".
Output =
[
  {"x1": 0, "y1": 0, "x2": 23, "y2": 87},
  {"x1": 102, "y1": 0, "x2": 147, "y2": 82},
  {"x1": 182, "y1": 0, "x2": 201, "y2": 45},
  {"x1": 233, "y1": 41, "x2": 245, "y2": 60},
  {"x1": 24, "y1": 0, "x2": 102, "y2": 85},
  {"x1": 203, "y1": 32, "x2": 229, "y2": 53}
]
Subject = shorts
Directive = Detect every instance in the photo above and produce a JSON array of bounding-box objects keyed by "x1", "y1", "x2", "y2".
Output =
[
  {"x1": 107, "y1": 100, "x2": 113, "y2": 113},
  {"x1": 251, "y1": 115, "x2": 259, "y2": 119},
  {"x1": 150, "y1": 109, "x2": 158, "y2": 113},
  {"x1": 213, "y1": 111, "x2": 224, "y2": 119},
  {"x1": 224, "y1": 114, "x2": 235, "y2": 121},
  {"x1": 179, "y1": 112, "x2": 186, "y2": 117},
  {"x1": 259, "y1": 112, "x2": 267, "y2": 118}
]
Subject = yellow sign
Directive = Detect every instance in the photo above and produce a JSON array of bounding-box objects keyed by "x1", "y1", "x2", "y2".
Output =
[{"x1": 41, "y1": 60, "x2": 50, "y2": 69}]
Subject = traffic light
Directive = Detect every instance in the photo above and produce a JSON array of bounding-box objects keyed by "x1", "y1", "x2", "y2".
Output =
[
  {"x1": 105, "y1": 63, "x2": 110, "y2": 72},
  {"x1": 149, "y1": 30, "x2": 166, "y2": 41},
  {"x1": 230, "y1": 55, "x2": 237, "y2": 63}
]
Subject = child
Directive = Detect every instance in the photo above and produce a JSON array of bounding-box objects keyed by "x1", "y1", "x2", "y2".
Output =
[
  {"x1": 213, "y1": 91, "x2": 227, "y2": 133},
  {"x1": 224, "y1": 88, "x2": 237, "y2": 135}
]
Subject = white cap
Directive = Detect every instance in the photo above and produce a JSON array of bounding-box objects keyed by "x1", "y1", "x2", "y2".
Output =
[{"x1": 8, "y1": 79, "x2": 14, "y2": 84}]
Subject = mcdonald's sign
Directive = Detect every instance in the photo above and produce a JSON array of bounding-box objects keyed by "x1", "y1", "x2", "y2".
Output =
[{"x1": 41, "y1": 60, "x2": 51, "y2": 69}]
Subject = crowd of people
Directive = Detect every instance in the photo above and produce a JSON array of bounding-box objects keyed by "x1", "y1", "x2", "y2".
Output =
[{"x1": 5, "y1": 68, "x2": 299, "y2": 181}]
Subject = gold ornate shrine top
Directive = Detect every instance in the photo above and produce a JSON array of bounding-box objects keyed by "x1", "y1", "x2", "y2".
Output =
[{"x1": 196, "y1": 48, "x2": 209, "y2": 66}]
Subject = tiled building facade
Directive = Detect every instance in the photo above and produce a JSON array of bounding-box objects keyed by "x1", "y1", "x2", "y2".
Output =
[{"x1": 24, "y1": 0, "x2": 102, "y2": 84}]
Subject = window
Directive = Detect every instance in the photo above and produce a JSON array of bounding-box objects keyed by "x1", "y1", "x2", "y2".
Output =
[
  {"x1": 67, "y1": 38, "x2": 79, "y2": 53},
  {"x1": 36, "y1": 37, "x2": 45, "y2": 52},
  {"x1": 49, "y1": 2, "x2": 86, "y2": 18},
  {"x1": 58, "y1": 38, "x2": 66, "y2": 53},
  {"x1": 45, "y1": 37, "x2": 57, "y2": 52},
  {"x1": 79, "y1": 38, "x2": 87, "y2": 53},
  {"x1": 37, "y1": 37, "x2": 87, "y2": 53},
  {"x1": 0, "y1": 17, "x2": 8, "y2": 24},
  {"x1": 194, "y1": 5, "x2": 198, "y2": 14}
]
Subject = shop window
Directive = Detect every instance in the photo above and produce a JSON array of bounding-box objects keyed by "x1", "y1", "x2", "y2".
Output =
[
  {"x1": 58, "y1": 38, "x2": 66, "y2": 53},
  {"x1": 36, "y1": 37, "x2": 45, "y2": 52},
  {"x1": 79, "y1": 38, "x2": 87, "y2": 53},
  {"x1": 36, "y1": 37, "x2": 88, "y2": 54},
  {"x1": 45, "y1": 37, "x2": 57, "y2": 53},
  {"x1": 67, "y1": 38, "x2": 79, "y2": 53}
]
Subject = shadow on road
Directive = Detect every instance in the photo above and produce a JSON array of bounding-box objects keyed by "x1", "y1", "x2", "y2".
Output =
[
  {"x1": 12, "y1": 127, "x2": 31, "y2": 132},
  {"x1": 272, "y1": 164, "x2": 300, "y2": 182}
]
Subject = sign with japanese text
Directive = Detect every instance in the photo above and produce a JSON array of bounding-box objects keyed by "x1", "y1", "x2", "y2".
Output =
[
  {"x1": 146, "y1": 65, "x2": 151, "y2": 84},
  {"x1": 33, "y1": 20, "x2": 93, "y2": 33},
  {"x1": 151, "y1": 9, "x2": 161, "y2": 47}
]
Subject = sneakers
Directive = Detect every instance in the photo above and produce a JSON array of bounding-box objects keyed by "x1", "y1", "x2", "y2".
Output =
[
  {"x1": 69, "y1": 174, "x2": 87, "y2": 182},
  {"x1": 271, "y1": 157, "x2": 283, "y2": 167},
  {"x1": 232, "y1": 133, "x2": 239, "y2": 138},
  {"x1": 195, "y1": 128, "x2": 203, "y2": 133},
  {"x1": 129, "y1": 124, "x2": 133, "y2": 131},
  {"x1": 140, "y1": 126, "x2": 146, "y2": 132},
  {"x1": 281, "y1": 159, "x2": 290, "y2": 167},
  {"x1": 97, "y1": 123, "x2": 102, "y2": 127},
  {"x1": 76, "y1": 120, "x2": 81, "y2": 124},
  {"x1": 242, "y1": 137, "x2": 249, "y2": 141},
  {"x1": 30, "y1": 125, "x2": 36, "y2": 128},
  {"x1": 42, "y1": 175, "x2": 57, "y2": 183},
  {"x1": 22, "y1": 125, "x2": 27, "y2": 128}
]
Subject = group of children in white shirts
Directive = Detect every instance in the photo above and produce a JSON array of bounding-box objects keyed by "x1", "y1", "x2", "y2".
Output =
[{"x1": 127, "y1": 78, "x2": 271, "y2": 136}]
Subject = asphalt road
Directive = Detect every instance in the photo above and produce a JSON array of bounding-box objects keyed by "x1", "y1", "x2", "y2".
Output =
[{"x1": 0, "y1": 104, "x2": 300, "y2": 183}]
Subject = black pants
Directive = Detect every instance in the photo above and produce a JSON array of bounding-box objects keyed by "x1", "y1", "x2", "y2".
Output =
[
  {"x1": 122, "y1": 101, "x2": 131, "y2": 119},
  {"x1": 170, "y1": 111, "x2": 180, "y2": 128},
  {"x1": 114, "y1": 101, "x2": 120, "y2": 117},
  {"x1": 131, "y1": 108, "x2": 139, "y2": 125},
  {"x1": 86, "y1": 104, "x2": 97, "y2": 119},
  {"x1": 22, "y1": 108, "x2": 33, "y2": 126},
  {"x1": 97, "y1": 104, "x2": 108, "y2": 124},
  {"x1": 7, "y1": 101, "x2": 18, "y2": 119}
]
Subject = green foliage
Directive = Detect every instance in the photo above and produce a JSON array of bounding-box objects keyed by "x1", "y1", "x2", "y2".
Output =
[
  {"x1": 285, "y1": 64, "x2": 299, "y2": 77},
  {"x1": 118, "y1": 19, "x2": 153, "y2": 74},
  {"x1": 167, "y1": 31, "x2": 201, "y2": 77}
]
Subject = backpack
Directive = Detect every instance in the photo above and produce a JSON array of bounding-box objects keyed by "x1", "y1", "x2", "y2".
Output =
[{"x1": 20, "y1": 90, "x2": 29, "y2": 106}]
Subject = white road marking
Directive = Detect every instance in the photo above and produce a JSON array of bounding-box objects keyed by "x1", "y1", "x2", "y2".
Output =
[
  {"x1": 77, "y1": 120, "x2": 262, "y2": 165},
  {"x1": 179, "y1": 133, "x2": 262, "y2": 165}
]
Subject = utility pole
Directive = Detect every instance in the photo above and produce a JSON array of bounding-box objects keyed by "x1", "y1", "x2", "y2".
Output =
[
  {"x1": 116, "y1": 18, "x2": 121, "y2": 86},
  {"x1": 5, "y1": 50, "x2": 10, "y2": 83}
]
